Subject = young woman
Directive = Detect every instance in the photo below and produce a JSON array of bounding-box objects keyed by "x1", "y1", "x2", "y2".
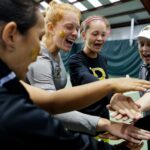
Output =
[
  {"x1": 27, "y1": 1, "x2": 80, "y2": 91},
  {"x1": 68, "y1": 16, "x2": 112, "y2": 119}
]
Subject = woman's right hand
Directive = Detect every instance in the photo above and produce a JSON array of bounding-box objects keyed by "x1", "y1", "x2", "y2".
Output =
[
  {"x1": 108, "y1": 93, "x2": 142, "y2": 121},
  {"x1": 97, "y1": 118, "x2": 150, "y2": 144},
  {"x1": 110, "y1": 77, "x2": 150, "y2": 93}
]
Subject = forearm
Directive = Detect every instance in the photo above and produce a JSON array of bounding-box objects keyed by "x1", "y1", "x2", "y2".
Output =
[
  {"x1": 136, "y1": 92, "x2": 150, "y2": 112},
  {"x1": 21, "y1": 79, "x2": 114, "y2": 114},
  {"x1": 54, "y1": 111, "x2": 100, "y2": 135},
  {"x1": 96, "y1": 117, "x2": 111, "y2": 132},
  {"x1": 21, "y1": 77, "x2": 150, "y2": 114},
  {"x1": 79, "y1": 72, "x2": 98, "y2": 84}
]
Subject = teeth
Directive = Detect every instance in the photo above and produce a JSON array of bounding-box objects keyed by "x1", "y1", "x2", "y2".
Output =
[
  {"x1": 143, "y1": 53, "x2": 150, "y2": 56},
  {"x1": 143, "y1": 55, "x2": 150, "y2": 57},
  {"x1": 68, "y1": 39, "x2": 74, "y2": 42}
]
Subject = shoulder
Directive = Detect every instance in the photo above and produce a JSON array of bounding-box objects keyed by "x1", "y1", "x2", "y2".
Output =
[
  {"x1": 29, "y1": 57, "x2": 52, "y2": 71},
  {"x1": 98, "y1": 54, "x2": 107, "y2": 63},
  {"x1": 0, "y1": 88, "x2": 51, "y2": 130},
  {"x1": 69, "y1": 51, "x2": 85, "y2": 63}
]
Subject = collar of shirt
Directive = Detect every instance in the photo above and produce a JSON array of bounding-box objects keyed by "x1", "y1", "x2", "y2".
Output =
[{"x1": 0, "y1": 59, "x2": 29, "y2": 98}]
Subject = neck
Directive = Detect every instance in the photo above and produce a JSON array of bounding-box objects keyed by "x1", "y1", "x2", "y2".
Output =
[
  {"x1": 42, "y1": 36, "x2": 59, "y2": 58},
  {"x1": 83, "y1": 47, "x2": 97, "y2": 58}
]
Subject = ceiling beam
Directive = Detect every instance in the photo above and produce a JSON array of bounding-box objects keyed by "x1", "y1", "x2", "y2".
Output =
[
  {"x1": 111, "y1": 18, "x2": 150, "y2": 28},
  {"x1": 140, "y1": 0, "x2": 150, "y2": 15},
  {"x1": 81, "y1": 0, "x2": 131, "y2": 13},
  {"x1": 105, "y1": 8, "x2": 145, "y2": 18}
]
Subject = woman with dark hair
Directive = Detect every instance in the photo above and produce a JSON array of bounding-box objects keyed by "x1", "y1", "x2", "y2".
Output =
[
  {"x1": 68, "y1": 15, "x2": 111, "y2": 119},
  {"x1": 1, "y1": 0, "x2": 150, "y2": 149}
]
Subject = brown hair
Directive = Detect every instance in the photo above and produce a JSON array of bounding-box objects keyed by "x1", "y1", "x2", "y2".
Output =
[{"x1": 80, "y1": 15, "x2": 110, "y2": 34}]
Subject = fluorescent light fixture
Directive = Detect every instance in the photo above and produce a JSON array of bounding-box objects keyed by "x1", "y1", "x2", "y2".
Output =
[
  {"x1": 54, "y1": 0, "x2": 62, "y2": 3},
  {"x1": 109, "y1": 0, "x2": 120, "y2": 3},
  {"x1": 68, "y1": 0, "x2": 77, "y2": 2},
  {"x1": 40, "y1": 1, "x2": 49, "y2": 9},
  {"x1": 87, "y1": 0, "x2": 102, "y2": 7},
  {"x1": 73, "y1": 2, "x2": 87, "y2": 11}
]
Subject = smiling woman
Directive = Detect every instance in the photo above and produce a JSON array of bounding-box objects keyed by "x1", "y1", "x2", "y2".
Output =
[
  {"x1": 27, "y1": 0, "x2": 81, "y2": 90},
  {"x1": 68, "y1": 15, "x2": 111, "y2": 118}
]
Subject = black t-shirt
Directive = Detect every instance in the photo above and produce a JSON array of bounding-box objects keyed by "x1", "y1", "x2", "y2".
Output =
[{"x1": 69, "y1": 51, "x2": 111, "y2": 118}]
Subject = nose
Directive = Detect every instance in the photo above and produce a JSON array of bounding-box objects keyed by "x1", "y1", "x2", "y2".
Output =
[
  {"x1": 72, "y1": 29, "x2": 78, "y2": 37},
  {"x1": 97, "y1": 35, "x2": 103, "y2": 41},
  {"x1": 142, "y1": 44, "x2": 149, "y2": 51}
]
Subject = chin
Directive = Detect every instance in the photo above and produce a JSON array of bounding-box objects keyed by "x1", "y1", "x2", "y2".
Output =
[
  {"x1": 18, "y1": 74, "x2": 25, "y2": 81},
  {"x1": 63, "y1": 47, "x2": 71, "y2": 52},
  {"x1": 144, "y1": 59, "x2": 150, "y2": 65},
  {"x1": 93, "y1": 49, "x2": 100, "y2": 53},
  {"x1": 146, "y1": 62, "x2": 150, "y2": 65}
]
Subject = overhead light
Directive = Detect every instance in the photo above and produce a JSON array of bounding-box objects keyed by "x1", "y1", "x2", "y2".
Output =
[
  {"x1": 87, "y1": 0, "x2": 102, "y2": 7},
  {"x1": 40, "y1": 1, "x2": 49, "y2": 10},
  {"x1": 68, "y1": 0, "x2": 77, "y2": 2},
  {"x1": 54, "y1": 0, "x2": 62, "y2": 3},
  {"x1": 39, "y1": 1, "x2": 48, "y2": 14},
  {"x1": 109, "y1": 0, "x2": 120, "y2": 3},
  {"x1": 73, "y1": 2, "x2": 87, "y2": 11}
]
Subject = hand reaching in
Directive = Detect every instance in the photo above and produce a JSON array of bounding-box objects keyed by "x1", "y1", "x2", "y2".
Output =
[{"x1": 108, "y1": 93, "x2": 142, "y2": 121}]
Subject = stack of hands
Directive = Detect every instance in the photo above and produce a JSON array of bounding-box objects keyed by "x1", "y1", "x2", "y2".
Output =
[{"x1": 98, "y1": 92, "x2": 150, "y2": 150}]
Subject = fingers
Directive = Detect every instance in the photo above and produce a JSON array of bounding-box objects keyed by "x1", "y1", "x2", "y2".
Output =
[
  {"x1": 126, "y1": 137, "x2": 142, "y2": 144},
  {"x1": 134, "y1": 128, "x2": 150, "y2": 140},
  {"x1": 122, "y1": 116, "x2": 130, "y2": 121},
  {"x1": 109, "y1": 107, "x2": 132, "y2": 121},
  {"x1": 119, "y1": 104, "x2": 142, "y2": 120},
  {"x1": 111, "y1": 105, "x2": 141, "y2": 120},
  {"x1": 122, "y1": 78, "x2": 150, "y2": 92},
  {"x1": 125, "y1": 126, "x2": 150, "y2": 143},
  {"x1": 114, "y1": 77, "x2": 150, "y2": 93},
  {"x1": 110, "y1": 112, "x2": 130, "y2": 121},
  {"x1": 117, "y1": 123, "x2": 150, "y2": 144},
  {"x1": 132, "y1": 79, "x2": 150, "y2": 92},
  {"x1": 132, "y1": 86, "x2": 147, "y2": 92},
  {"x1": 114, "y1": 114, "x2": 124, "y2": 120},
  {"x1": 109, "y1": 93, "x2": 142, "y2": 120}
]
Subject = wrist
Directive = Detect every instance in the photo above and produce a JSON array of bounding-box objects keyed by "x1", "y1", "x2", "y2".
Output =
[{"x1": 96, "y1": 118, "x2": 111, "y2": 132}]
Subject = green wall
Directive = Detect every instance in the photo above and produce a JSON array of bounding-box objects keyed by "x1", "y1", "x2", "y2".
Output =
[{"x1": 60, "y1": 39, "x2": 142, "y2": 78}]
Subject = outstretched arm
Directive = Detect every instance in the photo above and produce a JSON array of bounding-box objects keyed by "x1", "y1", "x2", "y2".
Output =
[
  {"x1": 54, "y1": 111, "x2": 100, "y2": 135},
  {"x1": 136, "y1": 92, "x2": 150, "y2": 112},
  {"x1": 56, "y1": 111, "x2": 150, "y2": 143},
  {"x1": 108, "y1": 93, "x2": 142, "y2": 120},
  {"x1": 21, "y1": 77, "x2": 150, "y2": 114},
  {"x1": 97, "y1": 118, "x2": 150, "y2": 144}
]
